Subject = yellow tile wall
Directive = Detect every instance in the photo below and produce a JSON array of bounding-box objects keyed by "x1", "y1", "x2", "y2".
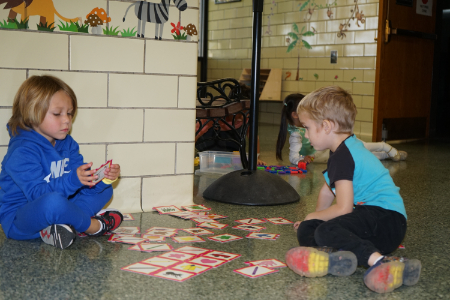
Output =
[
  {"x1": 208, "y1": 0, "x2": 378, "y2": 140},
  {"x1": 0, "y1": 0, "x2": 199, "y2": 212}
]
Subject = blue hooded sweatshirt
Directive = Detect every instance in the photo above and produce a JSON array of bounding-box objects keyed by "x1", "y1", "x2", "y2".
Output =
[{"x1": 0, "y1": 126, "x2": 109, "y2": 238}]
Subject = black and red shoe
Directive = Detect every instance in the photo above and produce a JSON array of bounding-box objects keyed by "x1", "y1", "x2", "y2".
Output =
[{"x1": 89, "y1": 209, "x2": 123, "y2": 237}]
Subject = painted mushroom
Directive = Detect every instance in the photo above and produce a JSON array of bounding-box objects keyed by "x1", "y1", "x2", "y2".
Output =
[
  {"x1": 184, "y1": 23, "x2": 197, "y2": 41},
  {"x1": 85, "y1": 7, "x2": 111, "y2": 34}
]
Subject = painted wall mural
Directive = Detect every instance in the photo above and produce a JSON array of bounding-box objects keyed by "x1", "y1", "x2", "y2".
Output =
[{"x1": 0, "y1": 0, "x2": 194, "y2": 40}]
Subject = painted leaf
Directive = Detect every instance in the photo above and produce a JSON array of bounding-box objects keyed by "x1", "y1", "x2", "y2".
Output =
[
  {"x1": 301, "y1": 26, "x2": 305, "y2": 34},
  {"x1": 299, "y1": 0, "x2": 309, "y2": 12},
  {"x1": 286, "y1": 40, "x2": 297, "y2": 53},
  {"x1": 303, "y1": 31, "x2": 315, "y2": 36},
  {"x1": 292, "y1": 23, "x2": 299, "y2": 33},
  {"x1": 302, "y1": 40, "x2": 312, "y2": 49},
  {"x1": 288, "y1": 32, "x2": 298, "y2": 40}
]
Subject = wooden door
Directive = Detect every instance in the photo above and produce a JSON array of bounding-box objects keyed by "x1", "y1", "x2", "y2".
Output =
[{"x1": 373, "y1": 0, "x2": 437, "y2": 141}]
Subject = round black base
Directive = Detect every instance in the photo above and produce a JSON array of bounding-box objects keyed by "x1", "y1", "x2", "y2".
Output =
[{"x1": 202, "y1": 169, "x2": 300, "y2": 206}]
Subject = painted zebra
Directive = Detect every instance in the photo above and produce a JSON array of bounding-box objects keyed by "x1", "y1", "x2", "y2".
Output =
[{"x1": 123, "y1": 0, "x2": 187, "y2": 40}]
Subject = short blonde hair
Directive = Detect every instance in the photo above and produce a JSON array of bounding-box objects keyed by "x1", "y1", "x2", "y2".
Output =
[
  {"x1": 8, "y1": 75, "x2": 77, "y2": 136},
  {"x1": 297, "y1": 86, "x2": 356, "y2": 134}
]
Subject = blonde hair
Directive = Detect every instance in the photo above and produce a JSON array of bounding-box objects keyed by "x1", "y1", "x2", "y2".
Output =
[
  {"x1": 8, "y1": 75, "x2": 77, "y2": 136},
  {"x1": 297, "y1": 86, "x2": 356, "y2": 134}
]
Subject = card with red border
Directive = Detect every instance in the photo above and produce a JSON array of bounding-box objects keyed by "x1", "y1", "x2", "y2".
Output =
[
  {"x1": 244, "y1": 259, "x2": 286, "y2": 268},
  {"x1": 128, "y1": 243, "x2": 173, "y2": 252},
  {"x1": 141, "y1": 235, "x2": 166, "y2": 242},
  {"x1": 182, "y1": 228, "x2": 214, "y2": 235},
  {"x1": 235, "y1": 218, "x2": 266, "y2": 225},
  {"x1": 172, "y1": 236, "x2": 205, "y2": 243},
  {"x1": 151, "y1": 268, "x2": 197, "y2": 282},
  {"x1": 264, "y1": 217, "x2": 293, "y2": 225},
  {"x1": 197, "y1": 222, "x2": 228, "y2": 230},
  {"x1": 175, "y1": 246, "x2": 211, "y2": 256},
  {"x1": 188, "y1": 257, "x2": 228, "y2": 268},
  {"x1": 234, "y1": 266, "x2": 279, "y2": 278},
  {"x1": 146, "y1": 227, "x2": 178, "y2": 232},
  {"x1": 232, "y1": 224, "x2": 266, "y2": 232},
  {"x1": 202, "y1": 251, "x2": 241, "y2": 262},
  {"x1": 141, "y1": 257, "x2": 179, "y2": 268},
  {"x1": 113, "y1": 236, "x2": 148, "y2": 245},
  {"x1": 169, "y1": 211, "x2": 200, "y2": 219},
  {"x1": 158, "y1": 251, "x2": 196, "y2": 261},
  {"x1": 208, "y1": 234, "x2": 243, "y2": 243},
  {"x1": 122, "y1": 213, "x2": 134, "y2": 221},
  {"x1": 153, "y1": 206, "x2": 183, "y2": 214},
  {"x1": 145, "y1": 230, "x2": 177, "y2": 237},
  {"x1": 112, "y1": 227, "x2": 140, "y2": 235},
  {"x1": 181, "y1": 205, "x2": 211, "y2": 212},
  {"x1": 172, "y1": 262, "x2": 212, "y2": 275},
  {"x1": 121, "y1": 262, "x2": 162, "y2": 275},
  {"x1": 92, "y1": 160, "x2": 112, "y2": 185},
  {"x1": 246, "y1": 232, "x2": 280, "y2": 240}
]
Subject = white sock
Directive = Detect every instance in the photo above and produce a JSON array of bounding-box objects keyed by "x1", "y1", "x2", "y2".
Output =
[
  {"x1": 91, "y1": 220, "x2": 103, "y2": 235},
  {"x1": 387, "y1": 146, "x2": 398, "y2": 157}
]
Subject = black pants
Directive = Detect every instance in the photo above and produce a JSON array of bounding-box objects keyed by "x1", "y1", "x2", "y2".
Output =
[{"x1": 297, "y1": 205, "x2": 407, "y2": 267}]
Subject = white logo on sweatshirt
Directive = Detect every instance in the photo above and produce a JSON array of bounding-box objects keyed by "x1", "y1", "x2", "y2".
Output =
[{"x1": 43, "y1": 158, "x2": 70, "y2": 183}]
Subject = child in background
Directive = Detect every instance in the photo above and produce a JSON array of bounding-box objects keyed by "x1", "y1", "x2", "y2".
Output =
[
  {"x1": 285, "y1": 86, "x2": 421, "y2": 294},
  {"x1": 0, "y1": 75, "x2": 123, "y2": 250},
  {"x1": 276, "y1": 93, "x2": 408, "y2": 165}
]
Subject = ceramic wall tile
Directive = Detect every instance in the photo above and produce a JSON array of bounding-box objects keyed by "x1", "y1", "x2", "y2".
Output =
[{"x1": 0, "y1": 69, "x2": 26, "y2": 106}]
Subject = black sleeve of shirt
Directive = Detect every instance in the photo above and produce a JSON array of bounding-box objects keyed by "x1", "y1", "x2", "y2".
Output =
[{"x1": 327, "y1": 145, "x2": 355, "y2": 189}]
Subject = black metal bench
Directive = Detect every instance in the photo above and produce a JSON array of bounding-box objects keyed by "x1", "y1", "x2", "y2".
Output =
[{"x1": 195, "y1": 78, "x2": 250, "y2": 169}]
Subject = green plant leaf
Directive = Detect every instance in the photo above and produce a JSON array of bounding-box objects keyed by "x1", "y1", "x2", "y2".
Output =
[
  {"x1": 299, "y1": 0, "x2": 310, "y2": 12},
  {"x1": 288, "y1": 32, "x2": 298, "y2": 41},
  {"x1": 301, "y1": 26, "x2": 305, "y2": 34},
  {"x1": 303, "y1": 31, "x2": 315, "y2": 36},
  {"x1": 292, "y1": 23, "x2": 299, "y2": 33},
  {"x1": 302, "y1": 40, "x2": 312, "y2": 49},
  {"x1": 286, "y1": 40, "x2": 297, "y2": 53}
]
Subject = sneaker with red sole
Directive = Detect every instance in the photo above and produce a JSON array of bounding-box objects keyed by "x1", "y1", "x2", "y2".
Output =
[
  {"x1": 40, "y1": 224, "x2": 76, "y2": 249},
  {"x1": 286, "y1": 246, "x2": 357, "y2": 277},
  {"x1": 88, "y1": 209, "x2": 123, "y2": 237},
  {"x1": 364, "y1": 256, "x2": 421, "y2": 293}
]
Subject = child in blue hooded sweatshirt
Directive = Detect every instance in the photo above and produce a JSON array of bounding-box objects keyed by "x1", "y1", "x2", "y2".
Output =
[{"x1": 0, "y1": 75, "x2": 123, "y2": 250}]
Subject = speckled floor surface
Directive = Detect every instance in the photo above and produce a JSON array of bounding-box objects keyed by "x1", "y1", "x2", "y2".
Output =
[{"x1": 1, "y1": 124, "x2": 449, "y2": 299}]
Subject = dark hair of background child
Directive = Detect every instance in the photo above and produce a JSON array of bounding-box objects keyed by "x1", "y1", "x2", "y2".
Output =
[{"x1": 276, "y1": 93, "x2": 305, "y2": 161}]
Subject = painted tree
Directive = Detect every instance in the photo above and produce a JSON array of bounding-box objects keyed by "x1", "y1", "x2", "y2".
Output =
[{"x1": 286, "y1": 24, "x2": 314, "y2": 81}]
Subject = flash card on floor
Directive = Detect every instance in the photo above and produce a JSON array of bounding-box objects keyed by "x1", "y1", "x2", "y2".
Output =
[
  {"x1": 141, "y1": 257, "x2": 179, "y2": 268},
  {"x1": 232, "y1": 224, "x2": 266, "y2": 232},
  {"x1": 182, "y1": 205, "x2": 211, "y2": 212},
  {"x1": 202, "y1": 251, "x2": 241, "y2": 262},
  {"x1": 146, "y1": 227, "x2": 178, "y2": 232},
  {"x1": 188, "y1": 256, "x2": 228, "y2": 268},
  {"x1": 175, "y1": 246, "x2": 211, "y2": 256},
  {"x1": 121, "y1": 262, "x2": 162, "y2": 276},
  {"x1": 158, "y1": 251, "x2": 196, "y2": 262},
  {"x1": 235, "y1": 218, "x2": 266, "y2": 225},
  {"x1": 182, "y1": 228, "x2": 214, "y2": 235},
  {"x1": 113, "y1": 236, "x2": 148, "y2": 244},
  {"x1": 112, "y1": 227, "x2": 140, "y2": 235},
  {"x1": 153, "y1": 205, "x2": 183, "y2": 214},
  {"x1": 151, "y1": 269, "x2": 197, "y2": 282},
  {"x1": 246, "y1": 232, "x2": 280, "y2": 240},
  {"x1": 197, "y1": 222, "x2": 228, "y2": 230},
  {"x1": 265, "y1": 217, "x2": 293, "y2": 225},
  {"x1": 245, "y1": 259, "x2": 286, "y2": 268},
  {"x1": 141, "y1": 234, "x2": 166, "y2": 242},
  {"x1": 234, "y1": 266, "x2": 279, "y2": 278},
  {"x1": 122, "y1": 213, "x2": 134, "y2": 221},
  {"x1": 172, "y1": 236, "x2": 205, "y2": 243},
  {"x1": 129, "y1": 243, "x2": 173, "y2": 252},
  {"x1": 92, "y1": 160, "x2": 112, "y2": 185},
  {"x1": 208, "y1": 234, "x2": 243, "y2": 243},
  {"x1": 172, "y1": 262, "x2": 212, "y2": 275}
]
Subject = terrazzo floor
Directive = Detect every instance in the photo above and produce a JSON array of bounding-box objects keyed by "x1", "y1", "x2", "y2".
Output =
[{"x1": 1, "y1": 124, "x2": 449, "y2": 299}]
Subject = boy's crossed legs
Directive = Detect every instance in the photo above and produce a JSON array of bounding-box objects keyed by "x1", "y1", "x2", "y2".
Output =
[{"x1": 287, "y1": 205, "x2": 421, "y2": 293}]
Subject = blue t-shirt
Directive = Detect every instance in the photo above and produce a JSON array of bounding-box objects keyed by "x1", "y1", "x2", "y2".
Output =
[{"x1": 322, "y1": 135, "x2": 407, "y2": 219}]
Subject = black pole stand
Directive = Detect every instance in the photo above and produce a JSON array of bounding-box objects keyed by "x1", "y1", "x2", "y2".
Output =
[{"x1": 202, "y1": 0, "x2": 300, "y2": 205}]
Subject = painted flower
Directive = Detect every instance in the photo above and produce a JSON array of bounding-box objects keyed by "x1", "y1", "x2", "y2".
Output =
[
  {"x1": 334, "y1": 75, "x2": 338, "y2": 79},
  {"x1": 170, "y1": 22, "x2": 184, "y2": 36}
]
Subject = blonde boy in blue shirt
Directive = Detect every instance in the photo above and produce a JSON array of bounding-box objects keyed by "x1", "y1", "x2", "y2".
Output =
[{"x1": 285, "y1": 86, "x2": 421, "y2": 294}]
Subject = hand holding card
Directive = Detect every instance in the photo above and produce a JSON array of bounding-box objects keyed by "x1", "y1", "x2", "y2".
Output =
[{"x1": 92, "y1": 160, "x2": 113, "y2": 185}]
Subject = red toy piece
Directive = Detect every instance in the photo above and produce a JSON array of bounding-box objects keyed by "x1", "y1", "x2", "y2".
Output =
[{"x1": 298, "y1": 162, "x2": 307, "y2": 170}]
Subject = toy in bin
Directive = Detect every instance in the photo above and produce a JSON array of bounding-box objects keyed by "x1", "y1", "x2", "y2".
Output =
[{"x1": 196, "y1": 151, "x2": 246, "y2": 174}]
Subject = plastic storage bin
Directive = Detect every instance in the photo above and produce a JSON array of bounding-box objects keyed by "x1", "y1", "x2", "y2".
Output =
[{"x1": 195, "y1": 151, "x2": 245, "y2": 174}]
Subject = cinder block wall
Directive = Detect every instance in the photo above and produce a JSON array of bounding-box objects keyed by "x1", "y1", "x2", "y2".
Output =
[
  {"x1": 0, "y1": 0, "x2": 199, "y2": 213},
  {"x1": 207, "y1": 0, "x2": 378, "y2": 141}
]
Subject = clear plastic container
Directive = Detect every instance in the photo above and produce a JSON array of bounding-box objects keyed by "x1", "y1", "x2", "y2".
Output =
[{"x1": 195, "y1": 151, "x2": 245, "y2": 174}]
